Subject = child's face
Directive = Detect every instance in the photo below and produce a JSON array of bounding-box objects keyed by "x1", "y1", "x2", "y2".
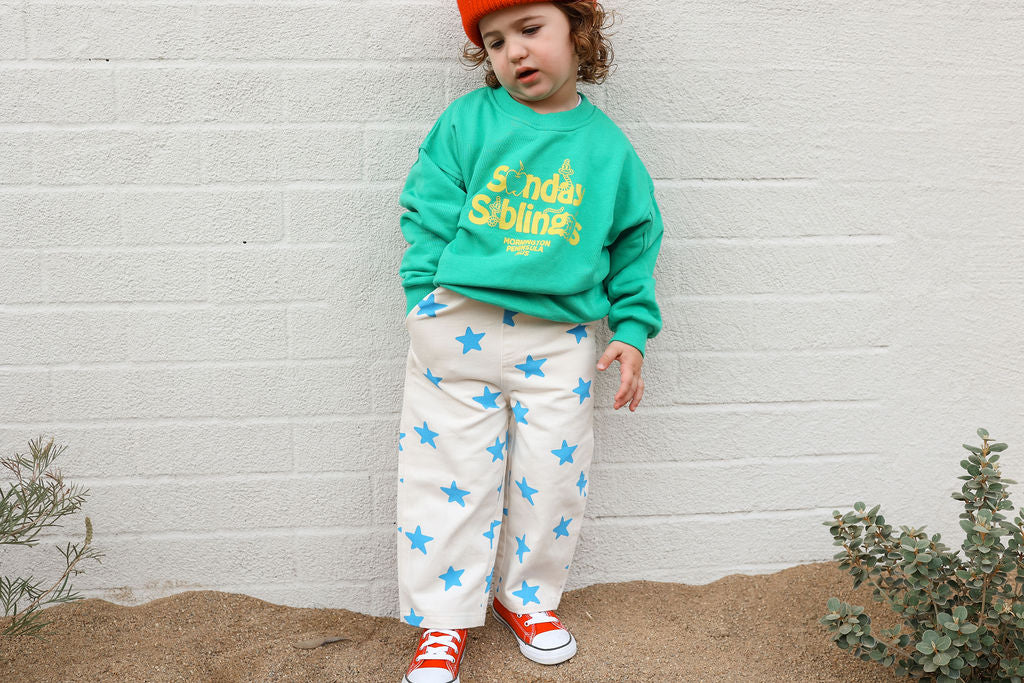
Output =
[{"x1": 478, "y1": 2, "x2": 580, "y2": 114}]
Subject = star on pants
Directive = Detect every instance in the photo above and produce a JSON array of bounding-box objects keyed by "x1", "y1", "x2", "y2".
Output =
[
  {"x1": 512, "y1": 580, "x2": 540, "y2": 606},
  {"x1": 516, "y1": 476, "x2": 538, "y2": 505},
  {"x1": 515, "y1": 354, "x2": 547, "y2": 378},
  {"x1": 415, "y1": 294, "x2": 447, "y2": 317},
  {"x1": 405, "y1": 525, "x2": 433, "y2": 554},
  {"x1": 440, "y1": 480, "x2": 470, "y2": 507},
  {"x1": 572, "y1": 378, "x2": 591, "y2": 404},
  {"x1": 551, "y1": 440, "x2": 577, "y2": 465},
  {"x1": 552, "y1": 516, "x2": 572, "y2": 539},
  {"x1": 455, "y1": 327, "x2": 485, "y2": 354},
  {"x1": 414, "y1": 421, "x2": 438, "y2": 448},
  {"x1": 438, "y1": 566, "x2": 465, "y2": 591},
  {"x1": 567, "y1": 324, "x2": 588, "y2": 343},
  {"x1": 515, "y1": 533, "x2": 531, "y2": 563},
  {"x1": 472, "y1": 385, "x2": 501, "y2": 409}
]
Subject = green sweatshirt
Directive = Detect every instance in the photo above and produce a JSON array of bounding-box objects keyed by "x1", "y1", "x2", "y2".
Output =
[{"x1": 398, "y1": 85, "x2": 664, "y2": 355}]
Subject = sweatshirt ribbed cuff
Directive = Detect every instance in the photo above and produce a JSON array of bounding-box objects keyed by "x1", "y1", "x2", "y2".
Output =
[{"x1": 610, "y1": 320, "x2": 651, "y2": 357}]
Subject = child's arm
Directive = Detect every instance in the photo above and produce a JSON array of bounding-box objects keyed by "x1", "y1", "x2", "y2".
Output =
[
  {"x1": 398, "y1": 116, "x2": 467, "y2": 314},
  {"x1": 598, "y1": 186, "x2": 665, "y2": 411}
]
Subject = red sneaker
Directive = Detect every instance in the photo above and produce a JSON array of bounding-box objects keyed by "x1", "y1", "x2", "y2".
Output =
[
  {"x1": 491, "y1": 596, "x2": 577, "y2": 665},
  {"x1": 401, "y1": 628, "x2": 467, "y2": 683}
]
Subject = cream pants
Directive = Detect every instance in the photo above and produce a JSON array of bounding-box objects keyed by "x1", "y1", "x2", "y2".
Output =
[{"x1": 396, "y1": 286, "x2": 600, "y2": 629}]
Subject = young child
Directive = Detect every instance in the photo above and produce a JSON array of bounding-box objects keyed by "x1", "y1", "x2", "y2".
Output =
[{"x1": 395, "y1": 1, "x2": 663, "y2": 680}]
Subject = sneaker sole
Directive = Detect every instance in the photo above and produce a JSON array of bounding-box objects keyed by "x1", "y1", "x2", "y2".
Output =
[{"x1": 491, "y1": 607, "x2": 577, "y2": 665}]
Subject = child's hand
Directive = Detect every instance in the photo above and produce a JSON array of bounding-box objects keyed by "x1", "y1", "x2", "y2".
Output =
[{"x1": 596, "y1": 341, "x2": 645, "y2": 411}]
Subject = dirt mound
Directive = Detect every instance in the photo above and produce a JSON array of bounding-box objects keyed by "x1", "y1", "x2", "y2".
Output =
[{"x1": 1, "y1": 561, "x2": 900, "y2": 681}]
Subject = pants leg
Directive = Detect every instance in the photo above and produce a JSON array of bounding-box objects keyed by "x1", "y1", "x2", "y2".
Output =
[
  {"x1": 491, "y1": 310, "x2": 599, "y2": 613},
  {"x1": 396, "y1": 286, "x2": 509, "y2": 629}
]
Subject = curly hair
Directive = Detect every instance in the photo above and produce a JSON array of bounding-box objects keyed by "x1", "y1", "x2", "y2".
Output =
[{"x1": 460, "y1": 1, "x2": 617, "y2": 88}]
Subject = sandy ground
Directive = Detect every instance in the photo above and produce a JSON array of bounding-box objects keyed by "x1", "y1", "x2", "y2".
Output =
[{"x1": 1, "y1": 560, "x2": 904, "y2": 682}]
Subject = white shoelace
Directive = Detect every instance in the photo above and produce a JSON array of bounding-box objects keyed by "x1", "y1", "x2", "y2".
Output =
[
  {"x1": 416, "y1": 629, "x2": 462, "y2": 663},
  {"x1": 524, "y1": 611, "x2": 560, "y2": 627}
]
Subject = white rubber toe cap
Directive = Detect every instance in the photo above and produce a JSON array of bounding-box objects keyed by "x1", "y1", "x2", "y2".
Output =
[
  {"x1": 403, "y1": 669, "x2": 458, "y2": 683},
  {"x1": 531, "y1": 629, "x2": 571, "y2": 649}
]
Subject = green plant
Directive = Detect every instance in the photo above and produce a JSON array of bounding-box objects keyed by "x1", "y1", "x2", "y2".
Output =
[
  {"x1": 821, "y1": 428, "x2": 1024, "y2": 681},
  {"x1": 0, "y1": 436, "x2": 103, "y2": 638}
]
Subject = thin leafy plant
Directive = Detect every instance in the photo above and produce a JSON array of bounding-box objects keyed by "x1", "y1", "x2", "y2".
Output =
[
  {"x1": 1, "y1": 436, "x2": 103, "y2": 639},
  {"x1": 821, "y1": 428, "x2": 1024, "y2": 682}
]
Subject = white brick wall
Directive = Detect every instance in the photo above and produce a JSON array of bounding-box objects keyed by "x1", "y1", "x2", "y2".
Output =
[{"x1": 1, "y1": 0, "x2": 1023, "y2": 618}]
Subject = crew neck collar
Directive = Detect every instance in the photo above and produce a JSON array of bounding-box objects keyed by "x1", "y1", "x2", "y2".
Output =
[{"x1": 491, "y1": 86, "x2": 596, "y2": 131}]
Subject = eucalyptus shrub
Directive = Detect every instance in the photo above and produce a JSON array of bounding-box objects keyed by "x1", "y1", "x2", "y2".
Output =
[{"x1": 822, "y1": 428, "x2": 1024, "y2": 682}]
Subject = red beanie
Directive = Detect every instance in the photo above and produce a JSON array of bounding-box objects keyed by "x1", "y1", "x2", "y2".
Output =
[{"x1": 458, "y1": 0, "x2": 595, "y2": 48}]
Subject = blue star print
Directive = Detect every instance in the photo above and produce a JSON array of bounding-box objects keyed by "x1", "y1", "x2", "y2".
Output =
[
  {"x1": 512, "y1": 580, "x2": 540, "y2": 607},
  {"x1": 485, "y1": 567, "x2": 494, "y2": 594},
  {"x1": 416, "y1": 294, "x2": 447, "y2": 317},
  {"x1": 404, "y1": 608, "x2": 424, "y2": 626},
  {"x1": 424, "y1": 368, "x2": 442, "y2": 387},
  {"x1": 455, "y1": 326, "x2": 485, "y2": 353},
  {"x1": 503, "y1": 309, "x2": 518, "y2": 326},
  {"x1": 440, "y1": 480, "x2": 470, "y2": 507},
  {"x1": 414, "y1": 421, "x2": 439, "y2": 449},
  {"x1": 551, "y1": 440, "x2": 577, "y2": 466},
  {"x1": 567, "y1": 324, "x2": 588, "y2": 343},
  {"x1": 553, "y1": 516, "x2": 572, "y2": 539},
  {"x1": 512, "y1": 401, "x2": 529, "y2": 425},
  {"x1": 572, "y1": 378, "x2": 591, "y2": 404},
  {"x1": 439, "y1": 566, "x2": 465, "y2": 591},
  {"x1": 398, "y1": 432, "x2": 405, "y2": 451},
  {"x1": 515, "y1": 533, "x2": 531, "y2": 563},
  {"x1": 486, "y1": 434, "x2": 506, "y2": 462},
  {"x1": 515, "y1": 354, "x2": 547, "y2": 378},
  {"x1": 483, "y1": 519, "x2": 501, "y2": 548},
  {"x1": 405, "y1": 525, "x2": 433, "y2": 554},
  {"x1": 472, "y1": 385, "x2": 501, "y2": 409},
  {"x1": 516, "y1": 476, "x2": 538, "y2": 505},
  {"x1": 576, "y1": 471, "x2": 587, "y2": 496}
]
